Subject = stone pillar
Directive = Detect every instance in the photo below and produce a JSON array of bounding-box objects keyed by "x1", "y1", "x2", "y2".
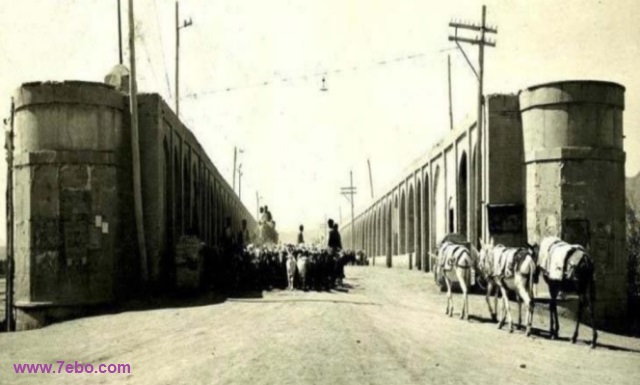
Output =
[{"x1": 519, "y1": 80, "x2": 627, "y2": 328}]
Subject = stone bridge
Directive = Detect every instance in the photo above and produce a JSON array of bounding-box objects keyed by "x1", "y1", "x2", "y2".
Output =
[
  {"x1": 10, "y1": 81, "x2": 256, "y2": 329},
  {"x1": 341, "y1": 80, "x2": 628, "y2": 328}
]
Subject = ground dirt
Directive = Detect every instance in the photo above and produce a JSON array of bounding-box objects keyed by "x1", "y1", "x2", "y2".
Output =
[{"x1": 2, "y1": 266, "x2": 640, "y2": 385}]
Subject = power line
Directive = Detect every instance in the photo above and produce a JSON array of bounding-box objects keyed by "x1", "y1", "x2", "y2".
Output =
[
  {"x1": 448, "y1": 5, "x2": 497, "y2": 247},
  {"x1": 183, "y1": 46, "x2": 458, "y2": 99},
  {"x1": 153, "y1": 0, "x2": 173, "y2": 99}
]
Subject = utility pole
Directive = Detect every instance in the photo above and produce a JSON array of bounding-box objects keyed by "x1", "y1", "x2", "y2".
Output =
[
  {"x1": 5, "y1": 99, "x2": 15, "y2": 331},
  {"x1": 448, "y1": 5, "x2": 497, "y2": 246},
  {"x1": 232, "y1": 146, "x2": 237, "y2": 191},
  {"x1": 340, "y1": 171, "x2": 357, "y2": 250},
  {"x1": 256, "y1": 192, "x2": 260, "y2": 218},
  {"x1": 175, "y1": 0, "x2": 193, "y2": 117},
  {"x1": 238, "y1": 164, "x2": 243, "y2": 200},
  {"x1": 447, "y1": 54, "x2": 453, "y2": 131},
  {"x1": 117, "y1": 0, "x2": 123, "y2": 64},
  {"x1": 367, "y1": 159, "x2": 374, "y2": 199},
  {"x1": 129, "y1": 0, "x2": 148, "y2": 282}
]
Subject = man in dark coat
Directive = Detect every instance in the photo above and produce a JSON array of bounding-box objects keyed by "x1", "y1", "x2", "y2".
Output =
[
  {"x1": 333, "y1": 223, "x2": 342, "y2": 250},
  {"x1": 327, "y1": 219, "x2": 339, "y2": 251},
  {"x1": 297, "y1": 224, "x2": 305, "y2": 244}
]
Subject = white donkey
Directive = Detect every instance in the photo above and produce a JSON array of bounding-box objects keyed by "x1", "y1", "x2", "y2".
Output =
[
  {"x1": 437, "y1": 241, "x2": 477, "y2": 320},
  {"x1": 478, "y1": 239, "x2": 537, "y2": 335},
  {"x1": 285, "y1": 253, "x2": 297, "y2": 291}
]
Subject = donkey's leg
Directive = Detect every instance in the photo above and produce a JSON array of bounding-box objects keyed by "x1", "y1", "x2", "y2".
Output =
[
  {"x1": 516, "y1": 290, "x2": 523, "y2": 330},
  {"x1": 500, "y1": 284, "x2": 514, "y2": 332},
  {"x1": 516, "y1": 277, "x2": 534, "y2": 337},
  {"x1": 493, "y1": 283, "x2": 500, "y2": 322},
  {"x1": 548, "y1": 283, "x2": 559, "y2": 340},
  {"x1": 485, "y1": 281, "x2": 497, "y2": 322},
  {"x1": 497, "y1": 284, "x2": 507, "y2": 329},
  {"x1": 445, "y1": 276, "x2": 453, "y2": 317},
  {"x1": 571, "y1": 293, "x2": 585, "y2": 344},
  {"x1": 588, "y1": 281, "x2": 598, "y2": 348},
  {"x1": 457, "y1": 268, "x2": 470, "y2": 320}
]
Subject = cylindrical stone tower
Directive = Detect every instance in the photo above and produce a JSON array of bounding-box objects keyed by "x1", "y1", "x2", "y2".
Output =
[
  {"x1": 519, "y1": 80, "x2": 627, "y2": 328},
  {"x1": 12, "y1": 81, "x2": 129, "y2": 330}
]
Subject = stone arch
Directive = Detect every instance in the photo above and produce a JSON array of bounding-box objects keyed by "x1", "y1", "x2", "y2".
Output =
[
  {"x1": 458, "y1": 151, "x2": 468, "y2": 236},
  {"x1": 433, "y1": 165, "x2": 443, "y2": 245},
  {"x1": 423, "y1": 172, "x2": 431, "y2": 271},
  {"x1": 378, "y1": 204, "x2": 384, "y2": 260},
  {"x1": 393, "y1": 193, "x2": 399, "y2": 256},
  {"x1": 399, "y1": 190, "x2": 406, "y2": 255},
  {"x1": 448, "y1": 196, "x2": 455, "y2": 234},
  {"x1": 373, "y1": 209, "x2": 378, "y2": 257},
  {"x1": 183, "y1": 157, "x2": 192, "y2": 233},
  {"x1": 407, "y1": 184, "x2": 415, "y2": 256},
  {"x1": 174, "y1": 151, "x2": 183, "y2": 236},
  {"x1": 415, "y1": 179, "x2": 422, "y2": 270},
  {"x1": 471, "y1": 144, "x2": 479, "y2": 244},
  {"x1": 386, "y1": 200, "x2": 393, "y2": 267},
  {"x1": 192, "y1": 162, "x2": 199, "y2": 236},
  {"x1": 162, "y1": 138, "x2": 174, "y2": 286}
]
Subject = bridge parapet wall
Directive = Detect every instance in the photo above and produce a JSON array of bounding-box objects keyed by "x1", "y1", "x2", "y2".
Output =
[
  {"x1": 12, "y1": 81, "x2": 135, "y2": 330},
  {"x1": 519, "y1": 80, "x2": 627, "y2": 327}
]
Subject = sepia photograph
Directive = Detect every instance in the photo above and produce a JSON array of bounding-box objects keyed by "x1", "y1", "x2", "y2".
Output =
[{"x1": 1, "y1": 0, "x2": 640, "y2": 384}]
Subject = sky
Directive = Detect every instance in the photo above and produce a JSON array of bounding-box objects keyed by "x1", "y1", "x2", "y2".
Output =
[{"x1": 0, "y1": 0, "x2": 639, "y2": 243}]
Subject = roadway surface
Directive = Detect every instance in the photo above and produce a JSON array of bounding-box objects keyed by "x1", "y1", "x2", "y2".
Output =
[{"x1": 2, "y1": 266, "x2": 640, "y2": 385}]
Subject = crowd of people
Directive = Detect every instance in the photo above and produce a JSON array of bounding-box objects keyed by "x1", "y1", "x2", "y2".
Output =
[{"x1": 204, "y1": 217, "x2": 368, "y2": 293}]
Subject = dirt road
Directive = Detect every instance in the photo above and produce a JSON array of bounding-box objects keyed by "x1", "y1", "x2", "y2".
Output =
[{"x1": 2, "y1": 266, "x2": 640, "y2": 385}]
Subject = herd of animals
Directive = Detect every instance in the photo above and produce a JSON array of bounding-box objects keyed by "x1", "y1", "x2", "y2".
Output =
[
  {"x1": 222, "y1": 244, "x2": 368, "y2": 292},
  {"x1": 216, "y1": 232, "x2": 598, "y2": 348},
  {"x1": 435, "y1": 235, "x2": 598, "y2": 348}
]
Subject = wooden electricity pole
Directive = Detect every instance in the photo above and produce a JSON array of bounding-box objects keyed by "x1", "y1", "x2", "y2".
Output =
[
  {"x1": 238, "y1": 164, "x2": 243, "y2": 200},
  {"x1": 129, "y1": 0, "x2": 148, "y2": 282},
  {"x1": 175, "y1": 0, "x2": 192, "y2": 117},
  {"x1": 448, "y1": 5, "x2": 497, "y2": 246},
  {"x1": 233, "y1": 146, "x2": 237, "y2": 191},
  {"x1": 5, "y1": 99, "x2": 15, "y2": 331},
  {"x1": 447, "y1": 55, "x2": 453, "y2": 131},
  {"x1": 367, "y1": 159, "x2": 374, "y2": 199},
  {"x1": 117, "y1": 0, "x2": 123, "y2": 64},
  {"x1": 341, "y1": 171, "x2": 357, "y2": 249}
]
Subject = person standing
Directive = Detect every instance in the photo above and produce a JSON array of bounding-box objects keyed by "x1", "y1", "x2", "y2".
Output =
[
  {"x1": 333, "y1": 223, "x2": 343, "y2": 251},
  {"x1": 237, "y1": 219, "x2": 250, "y2": 249},
  {"x1": 327, "y1": 219, "x2": 339, "y2": 251},
  {"x1": 259, "y1": 206, "x2": 268, "y2": 223},
  {"x1": 297, "y1": 224, "x2": 305, "y2": 244}
]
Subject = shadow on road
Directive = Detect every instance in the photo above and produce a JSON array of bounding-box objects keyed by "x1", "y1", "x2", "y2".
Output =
[
  {"x1": 117, "y1": 291, "x2": 229, "y2": 313},
  {"x1": 527, "y1": 327, "x2": 640, "y2": 354},
  {"x1": 227, "y1": 298, "x2": 381, "y2": 306},
  {"x1": 467, "y1": 314, "x2": 498, "y2": 324}
]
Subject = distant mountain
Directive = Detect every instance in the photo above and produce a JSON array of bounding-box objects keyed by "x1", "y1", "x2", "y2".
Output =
[{"x1": 628, "y1": 173, "x2": 640, "y2": 211}]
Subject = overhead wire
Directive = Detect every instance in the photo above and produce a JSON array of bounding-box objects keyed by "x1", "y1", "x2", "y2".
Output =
[
  {"x1": 153, "y1": 0, "x2": 173, "y2": 99},
  {"x1": 183, "y1": 46, "x2": 459, "y2": 100}
]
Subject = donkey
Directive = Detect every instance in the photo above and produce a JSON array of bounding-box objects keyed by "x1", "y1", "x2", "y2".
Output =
[
  {"x1": 285, "y1": 253, "x2": 297, "y2": 291},
  {"x1": 437, "y1": 241, "x2": 477, "y2": 320},
  {"x1": 532, "y1": 236, "x2": 598, "y2": 348},
  {"x1": 296, "y1": 254, "x2": 310, "y2": 291},
  {"x1": 477, "y1": 240, "x2": 537, "y2": 335}
]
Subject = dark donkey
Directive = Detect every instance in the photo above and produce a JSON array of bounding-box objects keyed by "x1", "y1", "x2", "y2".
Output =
[{"x1": 532, "y1": 236, "x2": 598, "y2": 348}]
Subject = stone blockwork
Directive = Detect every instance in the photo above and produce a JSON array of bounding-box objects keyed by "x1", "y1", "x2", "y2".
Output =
[
  {"x1": 12, "y1": 82, "x2": 134, "y2": 329},
  {"x1": 10, "y1": 81, "x2": 255, "y2": 330},
  {"x1": 343, "y1": 80, "x2": 628, "y2": 328},
  {"x1": 520, "y1": 81, "x2": 627, "y2": 326}
]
